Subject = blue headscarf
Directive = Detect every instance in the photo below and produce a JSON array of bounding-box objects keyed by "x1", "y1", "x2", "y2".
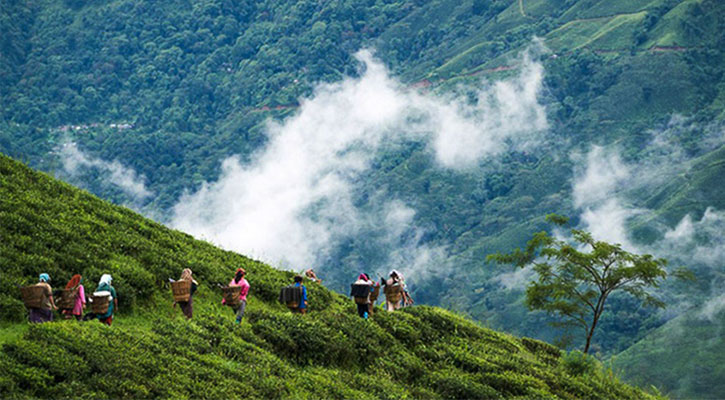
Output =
[{"x1": 39, "y1": 273, "x2": 50, "y2": 282}]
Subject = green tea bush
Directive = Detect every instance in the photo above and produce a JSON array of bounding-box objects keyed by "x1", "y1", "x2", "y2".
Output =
[
  {"x1": 373, "y1": 309, "x2": 422, "y2": 346},
  {"x1": 0, "y1": 294, "x2": 26, "y2": 322},
  {"x1": 483, "y1": 371, "x2": 549, "y2": 397},
  {"x1": 426, "y1": 369, "x2": 501, "y2": 399},
  {"x1": 403, "y1": 306, "x2": 485, "y2": 341},
  {"x1": 561, "y1": 350, "x2": 598, "y2": 377},
  {"x1": 448, "y1": 346, "x2": 500, "y2": 374}
]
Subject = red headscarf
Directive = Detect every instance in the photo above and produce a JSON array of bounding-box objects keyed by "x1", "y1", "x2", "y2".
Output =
[{"x1": 66, "y1": 274, "x2": 82, "y2": 289}]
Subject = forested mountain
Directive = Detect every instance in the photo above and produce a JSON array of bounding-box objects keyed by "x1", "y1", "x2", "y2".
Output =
[
  {"x1": 2, "y1": 0, "x2": 725, "y2": 397},
  {"x1": 0, "y1": 153, "x2": 659, "y2": 399}
]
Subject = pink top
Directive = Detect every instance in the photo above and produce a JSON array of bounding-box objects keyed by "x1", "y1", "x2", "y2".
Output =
[
  {"x1": 228, "y1": 278, "x2": 249, "y2": 302},
  {"x1": 72, "y1": 285, "x2": 86, "y2": 315}
]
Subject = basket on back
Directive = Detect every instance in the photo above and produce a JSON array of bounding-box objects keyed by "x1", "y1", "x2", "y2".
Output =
[
  {"x1": 279, "y1": 285, "x2": 303, "y2": 309},
  {"x1": 56, "y1": 288, "x2": 78, "y2": 309},
  {"x1": 19, "y1": 285, "x2": 45, "y2": 309},
  {"x1": 350, "y1": 283, "x2": 371, "y2": 304},
  {"x1": 369, "y1": 284, "x2": 381, "y2": 303},
  {"x1": 222, "y1": 286, "x2": 242, "y2": 307},
  {"x1": 384, "y1": 284, "x2": 403, "y2": 303},
  {"x1": 171, "y1": 280, "x2": 192, "y2": 302},
  {"x1": 91, "y1": 292, "x2": 111, "y2": 314}
]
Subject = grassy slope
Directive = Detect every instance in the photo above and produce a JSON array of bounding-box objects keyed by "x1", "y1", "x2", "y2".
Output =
[
  {"x1": 612, "y1": 311, "x2": 725, "y2": 399},
  {"x1": 0, "y1": 153, "x2": 659, "y2": 398}
]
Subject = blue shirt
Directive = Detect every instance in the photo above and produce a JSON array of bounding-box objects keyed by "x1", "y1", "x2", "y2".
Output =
[{"x1": 295, "y1": 282, "x2": 307, "y2": 309}]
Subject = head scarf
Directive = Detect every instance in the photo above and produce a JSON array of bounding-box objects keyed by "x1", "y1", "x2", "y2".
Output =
[
  {"x1": 66, "y1": 274, "x2": 82, "y2": 289},
  {"x1": 99, "y1": 274, "x2": 113, "y2": 287},
  {"x1": 357, "y1": 273, "x2": 369, "y2": 281},
  {"x1": 234, "y1": 268, "x2": 246, "y2": 284},
  {"x1": 389, "y1": 270, "x2": 405, "y2": 286},
  {"x1": 180, "y1": 268, "x2": 198, "y2": 284},
  {"x1": 39, "y1": 273, "x2": 50, "y2": 283}
]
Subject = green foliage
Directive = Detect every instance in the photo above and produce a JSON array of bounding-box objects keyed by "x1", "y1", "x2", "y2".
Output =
[
  {"x1": 561, "y1": 350, "x2": 597, "y2": 376},
  {"x1": 489, "y1": 215, "x2": 673, "y2": 353},
  {"x1": 0, "y1": 154, "x2": 660, "y2": 399}
]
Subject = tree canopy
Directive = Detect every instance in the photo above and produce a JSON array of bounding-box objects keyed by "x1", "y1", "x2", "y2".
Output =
[{"x1": 488, "y1": 214, "x2": 673, "y2": 354}]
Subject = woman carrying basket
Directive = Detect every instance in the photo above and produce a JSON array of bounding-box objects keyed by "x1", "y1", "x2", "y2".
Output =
[
  {"x1": 61, "y1": 274, "x2": 86, "y2": 321},
  {"x1": 222, "y1": 268, "x2": 249, "y2": 324},
  {"x1": 29, "y1": 273, "x2": 58, "y2": 323},
  {"x1": 173, "y1": 268, "x2": 198, "y2": 319},
  {"x1": 94, "y1": 274, "x2": 117, "y2": 326}
]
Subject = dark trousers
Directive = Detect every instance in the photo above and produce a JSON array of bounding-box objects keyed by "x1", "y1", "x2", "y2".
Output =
[
  {"x1": 357, "y1": 303, "x2": 369, "y2": 318},
  {"x1": 234, "y1": 300, "x2": 247, "y2": 322},
  {"x1": 179, "y1": 296, "x2": 193, "y2": 319},
  {"x1": 29, "y1": 308, "x2": 53, "y2": 323}
]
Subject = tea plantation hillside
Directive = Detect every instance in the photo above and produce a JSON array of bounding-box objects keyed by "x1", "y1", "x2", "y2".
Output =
[{"x1": 0, "y1": 153, "x2": 661, "y2": 398}]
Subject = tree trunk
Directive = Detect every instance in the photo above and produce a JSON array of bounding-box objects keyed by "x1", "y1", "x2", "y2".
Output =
[
  {"x1": 584, "y1": 296, "x2": 606, "y2": 354},
  {"x1": 584, "y1": 329, "x2": 593, "y2": 353}
]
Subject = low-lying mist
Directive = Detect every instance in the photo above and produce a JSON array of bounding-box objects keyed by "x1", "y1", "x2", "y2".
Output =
[
  {"x1": 570, "y1": 117, "x2": 725, "y2": 317},
  {"x1": 170, "y1": 47, "x2": 548, "y2": 278},
  {"x1": 58, "y1": 141, "x2": 153, "y2": 206}
]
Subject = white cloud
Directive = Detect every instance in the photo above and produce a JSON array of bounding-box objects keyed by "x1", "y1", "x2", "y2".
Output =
[
  {"x1": 661, "y1": 207, "x2": 725, "y2": 268},
  {"x1": 429, "y1": 50, "x2": 547, "y2": 168},
  {"x1": 571, "y1": 146, "x2": 640, "y2": 249},
  {"x1": 59, "y1": 142, "x2": 152, "y2": 203},
  {"x1": 572, "y1": 146, "x2": 630, "y2": 208},
  {"x1": 569, "y1": 120, "x2": 725, "y2": 326},
  {"x1": 171, "y1": 47, "x2": 548, "y2": 272},
  {"x1": 698, "y1": 293, "x2": 725, "y2": 321},
  {"x1": 495, "y1": 265, "x2": 535, "y2": 290}
]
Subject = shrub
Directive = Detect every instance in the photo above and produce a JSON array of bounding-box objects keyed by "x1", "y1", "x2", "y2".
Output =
[
  {"x1": 561, "y1": 350, "x2": 597, "y2": 377},
  {"x1": 427, "y1": 369, "x2": 502, "y2": 399}
]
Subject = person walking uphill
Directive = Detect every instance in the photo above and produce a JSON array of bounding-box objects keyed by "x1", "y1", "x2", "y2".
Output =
[
  {"x1": 223, "y1": 268, "x2": 249, "y2": 324},
  {"x1": 350, "y1": 273, "x2": 374, "y2": 319},
  {"x1": 94, "y1": 274, "x2": 117, "y2": 326},
  {"x1": 173, "y1": 268, "x2": 198, "y2": 319},
  {"x1": 61, "y1": 274, "x2": 85, "y2": 321},
  {"x1": 293, "y1": 275, "x2": 307, "y2": 314},
  {"x1": 29, "y1": 273, "x2": 58, "y2": 323},
  {"x1": 383, "y1": 269, "x2": 414, "y2": 311}
]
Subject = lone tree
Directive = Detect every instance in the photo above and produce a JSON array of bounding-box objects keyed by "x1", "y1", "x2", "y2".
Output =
[{"x1": 488, "y1": 214, "x2": 673, "y2": 354}]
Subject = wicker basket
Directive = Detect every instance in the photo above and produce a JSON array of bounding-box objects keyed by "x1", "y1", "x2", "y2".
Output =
[
  {"x1": 91, "y1": 295, "x2": 110, "y2": 314},
  {"x1": 171, "y1": 280, "x2": 191, "y2": 302},
  {"x1": 222, "y1": 286, "x2": 241, "y2": 307},
  {"x1": 369, "y1": 285, "x2": 381, "y2": 303},
  {"x1": 56, "y1": 288, "x2": 77, "y2": 309},
  {"x1": 384, "y1": 285, "x2": 403, "y2": 303},
  {"x1": 20, "y1": 285, "x2": 45, "y2": 309}
]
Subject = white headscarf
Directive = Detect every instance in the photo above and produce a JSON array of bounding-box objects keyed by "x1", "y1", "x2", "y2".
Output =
[
  {"x1": 99, "y1": 274, "x2": 113, "y2": 286},
  {"x1": 389, "y1": 270, "x2": 404, "y2": 281}
]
